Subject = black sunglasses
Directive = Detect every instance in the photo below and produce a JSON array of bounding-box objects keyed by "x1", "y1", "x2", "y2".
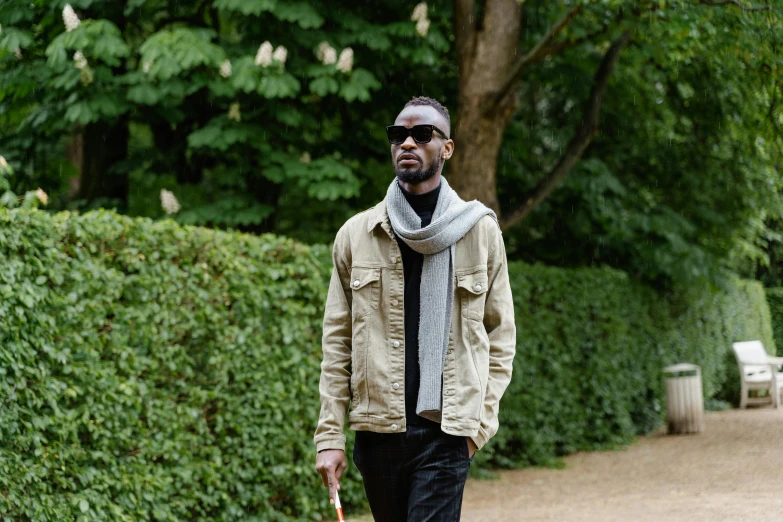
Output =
[{"x1": 386, "y1": 124, "x2": 450, "y2": 145}]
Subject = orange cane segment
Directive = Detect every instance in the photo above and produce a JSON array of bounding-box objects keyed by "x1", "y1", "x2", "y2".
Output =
[{"x1": 334, "y1": 490, "x2": 345, "y2": 521}]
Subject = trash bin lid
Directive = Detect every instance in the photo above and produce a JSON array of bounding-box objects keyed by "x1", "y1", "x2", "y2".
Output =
[{"x1": 663, "y1": 363, "x2": 700, "y2": 373}]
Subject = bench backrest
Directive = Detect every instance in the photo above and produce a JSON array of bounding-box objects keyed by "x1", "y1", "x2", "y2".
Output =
[
  {"x1": 733, "y1": 340, "x2": 768, "y2": 364},
  {"x1": 732, "y1": 341, "x2": 770, "y2": 377}
]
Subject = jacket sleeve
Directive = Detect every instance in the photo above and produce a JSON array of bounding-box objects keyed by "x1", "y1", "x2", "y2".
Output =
[
  {"x1": 473, "y1": 221, "x2": 517, "y2": 450},
  {"x1": 313, "y1": 227, "x2": 353, "y2": 453}
]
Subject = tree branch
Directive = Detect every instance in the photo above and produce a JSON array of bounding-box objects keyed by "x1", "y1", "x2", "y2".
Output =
[
  {"x1": 484, "y1": 5, "x2": 583, "y2": 114},
  {"x1": 499, "y1": 31, "x2": 633, "y2": 232},
  {"x1": 699, "y1": 0, "x2": 771, "y2": 11},
  {"x1": 532, "y1": 8, "x2": 628, "y2": 66}
]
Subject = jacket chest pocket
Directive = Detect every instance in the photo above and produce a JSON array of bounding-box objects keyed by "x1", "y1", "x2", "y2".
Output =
[
  {"x1": 350, "y1": 267, "x2": 381, "y2": 320},
  {"x1": 457, "y1": 270, "x2": 488, "y2": 322}
]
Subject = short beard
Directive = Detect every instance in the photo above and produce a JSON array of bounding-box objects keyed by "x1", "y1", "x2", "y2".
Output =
[{"x1": 394, "y1": 154, "x2": 442, "y2": 185}]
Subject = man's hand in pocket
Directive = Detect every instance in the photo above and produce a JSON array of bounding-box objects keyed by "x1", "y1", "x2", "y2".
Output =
[{"x1": 466, "y1": 437, "x2": 477, "y2": 459}]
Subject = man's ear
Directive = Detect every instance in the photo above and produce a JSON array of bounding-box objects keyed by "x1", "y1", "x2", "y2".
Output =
[{"x1": 442, "y1": 139, "x2": 455, "y2": 160}]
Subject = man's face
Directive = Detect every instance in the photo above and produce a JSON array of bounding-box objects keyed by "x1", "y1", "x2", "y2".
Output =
[{"x1": 390, "y1": 106, "x2": 453, "y2": 184}]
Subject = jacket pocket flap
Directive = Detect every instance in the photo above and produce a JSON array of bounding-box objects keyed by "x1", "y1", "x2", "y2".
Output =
[
  {"x1": 350, "y1": 267, "x2": 380, "y2": 290},
  {"x1": 457, "y1": 271, "x2": 488, "y2": 295}
]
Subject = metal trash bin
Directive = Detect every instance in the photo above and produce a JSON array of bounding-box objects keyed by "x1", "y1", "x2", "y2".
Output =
[{"x1": 663, "y1": 363, "x2": 704, "y2": 434}]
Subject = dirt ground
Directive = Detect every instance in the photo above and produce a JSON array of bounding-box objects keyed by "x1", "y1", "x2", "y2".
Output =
[
  {"x1": 461, "y1": 408, "x2": 783, "y2": 522},
  {"x1": 350, "y1": 408, "x2": 783, "y2": 521}
]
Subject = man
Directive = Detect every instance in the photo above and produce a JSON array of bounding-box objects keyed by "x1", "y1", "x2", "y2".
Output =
[{"x1": 314, "y1": 96, "x2": 516, "y2": 521}]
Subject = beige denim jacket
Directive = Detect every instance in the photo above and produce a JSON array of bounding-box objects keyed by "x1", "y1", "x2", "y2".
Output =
[{"x1": 314, "y1": 198, "x2": 516, "y2": 453}]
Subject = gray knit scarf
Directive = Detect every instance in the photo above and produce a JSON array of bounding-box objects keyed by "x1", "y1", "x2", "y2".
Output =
[{"x1": 385, "y1": 175, "x2": 496, "y2": 422}]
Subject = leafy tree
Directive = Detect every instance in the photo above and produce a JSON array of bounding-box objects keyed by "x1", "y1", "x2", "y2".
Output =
[
  {"x1": 450, "y1": 0, "x2": 782, "y2": 285},
  {"x1": 0, "y1": 0, "x2": 450, "y2": 241},
  {"x1": 1, "y1": 0, "x2": 781, "y2": 285}
]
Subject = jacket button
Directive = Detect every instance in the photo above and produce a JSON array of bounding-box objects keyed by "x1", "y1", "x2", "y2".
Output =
[
  {"x1": 391, "y1": 424, "x2": 398, "y2": 430},
  {"x1": 393, "y1": 340, "x2": 401, "y2": 348},
  {"x1": 392, "y1": 382, "x2": 400, "y2": 390},
  {"x1": 392, "y1": 299, "x2": 399, "y2": 306},
  {"x1": 390, "y1": 255, "x2": 397, "y2": 263},
  {"x1": 353, "y1": 280, "x2": 360, "y2": 288},
  {"x1": 474, "y1": 284, "x2": 482, "y2": 291}
]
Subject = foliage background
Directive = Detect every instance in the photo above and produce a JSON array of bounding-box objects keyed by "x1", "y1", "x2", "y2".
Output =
[
  {"x1": 1, "y1": 207, "x2": 774, "y2": 520},
  {"x1": 1, "y1": 1, "x2": 781, "y2": 287}
]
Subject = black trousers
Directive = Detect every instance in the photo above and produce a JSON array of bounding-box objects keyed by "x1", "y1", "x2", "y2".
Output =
[{"x1": 353, "y1": 425, "x2": 473, "y2": 522}]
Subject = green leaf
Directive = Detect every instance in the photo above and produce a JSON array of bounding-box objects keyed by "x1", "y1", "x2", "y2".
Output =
[
  {"x1": 138, "y1": 28, "x2": 224, "y2": 81},
  {"x1": 309, "y1": 77, "x2": 338, "y2": 96},
  {"x1": 273, "y1": 2, "x2": 324, "y2": 29},
  {"x1": 257, "y1": 73, "x2": 300, "y2": 99},
  {"x1": 127, "y1": 84, "x2": 162, "y2": 105},
  {"x1": 0, "y1": 27, "x2": 33, "y2": 51},
  {"x1": 337, "y1": 69, "x2": 380, "y2": 102},
  {"x1": 227, "y1": 56, "x2": 261, "y2": 93}
]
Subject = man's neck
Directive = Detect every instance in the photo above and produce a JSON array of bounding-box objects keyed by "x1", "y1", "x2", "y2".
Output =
[{"x1": 397, "y1": 172, "x2": 442, "y2": 195}]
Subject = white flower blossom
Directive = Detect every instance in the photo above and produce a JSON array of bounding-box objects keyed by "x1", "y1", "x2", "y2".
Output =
[
  {"x1": 0, "y1": 156, "x2": 7, "y2": 168},
  {"x1": 317, "y1": 42, "x2": 329, "y2": 60},
  {"x1": 411, "y1": 2, "x2": 428, "y2": 22},
  {"x1": 336, "y1": 48, "x2": 353, "y2": 73},
  {"x1": 299, "y1": 152, "x2": 311, "y2": 164},
  {"x1": 14, "y1": 48, "x2": 22, "y2": 60},
  {"x1": 255, "y1": 41, "x2": 273, "y2": 67},
  {"x1": 416, "y1": 18, "x2": 430, "y2": 37},
  {"x1": 73, "y1": 51, "x2": 88, "y2": 70},
  {"x1": 228, "y1": 102, "x2": 241, "y2": 122},
  {"x1": 142, "y1": 58, "x2": 153, "y2": 74},
  {"x1": 317, "y1": 41, "x2": 337, "y2": 65},
  {"x1": 62, "y1": 4, "x2": 81, "y2": 32},
  {"x1": 323, "y1": 47, "x2": 337, "y2": 65},
  {"x1": 35, "y1": 188, "x2": 48, "y2": 205},
  {"x1": 272, "y1": 45, "x2": 287, "y2": 65},
  {"x1": 160, "y1": 189, "x2": 181, "y2": 215},
  {"x1": 219, "y1": 59, "x2": 232, "y2": 78}
]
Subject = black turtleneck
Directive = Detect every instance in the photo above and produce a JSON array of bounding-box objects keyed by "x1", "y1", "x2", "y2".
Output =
[{"x1": 394, "y1": 180, "x2": 442, "y2": 429}]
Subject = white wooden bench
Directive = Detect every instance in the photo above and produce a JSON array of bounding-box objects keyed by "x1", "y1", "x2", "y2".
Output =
[{"x1": 732, "y1": 340, "x2": 783, "y2": 409}]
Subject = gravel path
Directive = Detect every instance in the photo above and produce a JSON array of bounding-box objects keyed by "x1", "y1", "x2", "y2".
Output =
[{"x1": 461, "y1": 408, "x2": 783, "y2": 522}]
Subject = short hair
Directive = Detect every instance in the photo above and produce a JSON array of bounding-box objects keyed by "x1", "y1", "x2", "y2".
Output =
[{"x1": 404, "y1": 96, "x2": 451, "y2": 134}]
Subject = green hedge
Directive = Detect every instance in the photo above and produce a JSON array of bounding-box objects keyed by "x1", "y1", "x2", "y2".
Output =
[
  {"x1": 478, "y1": 264, "x2": 774, "y2": 469},
  {"x1": 765, "y1": 288, "x2": 783, "y2": 350},
  {"x1": 1, "y1": 208, "x2": 774, "y2": 520},
  {"x1": 0, "y1": 208, "x2": 357, "y2": 521}
]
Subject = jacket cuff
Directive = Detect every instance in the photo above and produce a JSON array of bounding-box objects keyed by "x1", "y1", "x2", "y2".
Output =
[
  {"x1": 472, "y1": 426, "x2": 491, "y2": 451},
  {"x1": 315, "y1": 436, "x2": 346, "y2": 453}
]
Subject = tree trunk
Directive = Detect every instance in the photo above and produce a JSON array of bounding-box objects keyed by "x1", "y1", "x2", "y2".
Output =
[
  {"x1": 451, "y1": 2, "x2": 631, "y2": 227},
  {"x1": 66, "y1": 130, "x2": 84, "y2": 199},
  {"x1": 450, "y1": 0, "x2": 522, "y2": 214},
  {"x1": 76, "y1": 118, "x2": 130, "y2": 210}
]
